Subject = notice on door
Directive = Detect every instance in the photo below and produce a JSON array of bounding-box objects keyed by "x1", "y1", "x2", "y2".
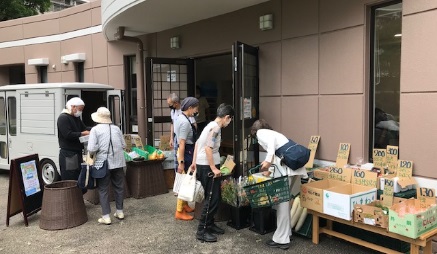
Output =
[
  {"x1": 243, "y1": 97, "x2": 252, "y2": 119},
  {"x1": 167, "y1": 71, "x2": 177, "y2": 82}
]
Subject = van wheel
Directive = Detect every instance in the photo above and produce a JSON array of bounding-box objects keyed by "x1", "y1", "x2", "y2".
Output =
[{"x1": 40, "y1": 159, "x2": 60, "y2": 185}]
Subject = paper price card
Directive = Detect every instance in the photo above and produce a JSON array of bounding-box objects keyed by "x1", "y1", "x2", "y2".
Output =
[
  {"x1": 328, "y1": 167, "x2": 352, "y2": 182},
  {"x1": 382, "y1": 178, "x2": 394, "y2": 207},
  {"x1": 397, "y1": 160, "x2": 413, "y2": 178},
  {"x1": 386, "y1": 145, "x2": 398, "y2": 175},
  {"x1": 133, "y1": 136, "x2": 143, "y2": 148},
  {"x1": 372, "y1": 149, "x2": 386, "y2": 170},
  {"x1": 305, "y1": 136, "x2": 320, "y2": 168},
  {"x1": 335, "y1": 143, "x2": 350, "y2": 168},
  {"x1": 418, "y1": 187, "x2": 436, "y2": 208},
  {"x1": 352, "y1": 169, "x2": 378, "y2": 188}
]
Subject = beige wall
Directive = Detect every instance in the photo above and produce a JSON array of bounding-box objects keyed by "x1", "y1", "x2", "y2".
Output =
[
  {"x1": 1, "y1": 0, "x2": 437, "y2": 178},
  {"x1": 0, "y1": 0, "x2": 136, "y2": 86}
]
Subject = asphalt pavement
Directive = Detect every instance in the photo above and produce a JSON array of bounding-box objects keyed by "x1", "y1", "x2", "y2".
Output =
[{"x1": 0, "y1": 171, "x2": 381, "y2": 254}]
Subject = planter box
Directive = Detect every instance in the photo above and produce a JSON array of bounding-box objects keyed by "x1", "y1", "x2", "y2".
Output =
[
  {"x1": 227, "y1": 206, "x2": 251, "y2": 230},
  {"x1": 249, "y1": 207, "x2": 276, "y2": 235}
]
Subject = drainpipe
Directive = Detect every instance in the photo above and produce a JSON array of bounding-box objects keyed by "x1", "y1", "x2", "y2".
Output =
[{"x1": 114, "y1": 26, "x2": 147, "y2": 142}]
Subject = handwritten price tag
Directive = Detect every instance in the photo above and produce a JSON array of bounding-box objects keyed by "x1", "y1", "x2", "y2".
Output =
[
  {"x1": 386, "y1": 145, "x2": 398, "y2": 174},
  {"x1": 397, "y1": 160, "x2": 413, "y2": 178},
  {"x1": 418, "y1": 187, "x2": 436, "y2": 208},
  {"x1": 328, "y1": 167, "x2": 352, "y2": 182},
  {"x1": 372, "y1": 149, "x2": 386, "y2": 170},
  {"x1": 305, "y1": 136, "x2": 320, "y2": 168},
  {"x1": 352, "y1": 169, "x2": 378, "y2": 188},
  {"x1": 335, "y1": 143, "x2": 350, "y2": 168},
  {"x1": 382, "y1": 178, "x2": 394, "y2": 207}
]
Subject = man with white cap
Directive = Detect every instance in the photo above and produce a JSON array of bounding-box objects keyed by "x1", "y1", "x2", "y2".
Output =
[{"x1": 57, "y1": 97, "x2": 90, "y2": 181}]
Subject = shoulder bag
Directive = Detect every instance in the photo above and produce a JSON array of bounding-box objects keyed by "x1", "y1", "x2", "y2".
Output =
[{"x1": 90, "y1": 124, "x2": 113, "y2": 178}]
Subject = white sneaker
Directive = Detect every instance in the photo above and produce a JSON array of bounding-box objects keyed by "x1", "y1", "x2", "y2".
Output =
[
  {"x1": 98, "y1": 217, "x2": 111, "y2": 225},
  {"x1": 114, "y1": 212, "x2": 124, "y2": 220}
]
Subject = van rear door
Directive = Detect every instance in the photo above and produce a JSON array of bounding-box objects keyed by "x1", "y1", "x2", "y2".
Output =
[
  {"x1": 0, "y1": 93, "x2": 8, "y2": 168},
  {"x1": 107, "y1": 90, "x2": 124, "y2": 133}
]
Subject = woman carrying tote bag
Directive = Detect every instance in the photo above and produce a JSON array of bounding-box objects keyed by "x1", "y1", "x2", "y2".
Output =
[{"x1": 87, "y1": 107, "x2": 126, "y2": 225}]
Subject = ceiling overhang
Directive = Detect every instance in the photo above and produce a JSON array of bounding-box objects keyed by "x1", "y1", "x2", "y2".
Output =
[{"x1": 102, "y1": 0, "x2": 269, "y2": 41}]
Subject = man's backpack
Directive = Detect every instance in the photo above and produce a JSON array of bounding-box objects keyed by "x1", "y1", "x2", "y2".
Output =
[{"x1": 275, "y1": 139, "x2": 310, "y2": 170}]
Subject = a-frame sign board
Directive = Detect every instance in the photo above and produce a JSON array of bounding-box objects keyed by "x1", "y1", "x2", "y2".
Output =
[{"x1": 6, "y1": 154, "x2": 43, "y2": 227}]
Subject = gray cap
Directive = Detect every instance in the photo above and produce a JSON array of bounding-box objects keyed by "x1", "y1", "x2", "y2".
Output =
[{"x1": 181, "y1": 97, "x2": 199, "y2": 111}]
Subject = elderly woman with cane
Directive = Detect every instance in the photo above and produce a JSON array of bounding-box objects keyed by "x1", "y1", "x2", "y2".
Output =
[{"x1": 190, "y1": 103, "x2": 235, "y2": 243}]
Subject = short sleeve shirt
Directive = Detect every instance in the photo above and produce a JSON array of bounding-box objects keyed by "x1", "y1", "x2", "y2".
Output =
[
  {"x1": 174, "y1": 114, "x2": 195, "y2": 145},
  {"x1": 195, "y1": 121, "x2": 221, "y2": 165}
]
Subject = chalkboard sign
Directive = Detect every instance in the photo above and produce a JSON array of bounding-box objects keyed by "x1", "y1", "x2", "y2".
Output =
[{"x1": 6, "y1": 154, "x2": 43, "y2": 227}]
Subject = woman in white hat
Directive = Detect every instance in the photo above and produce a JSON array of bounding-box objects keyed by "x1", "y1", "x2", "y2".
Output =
[{"x1": 87, "y1": 107, "x2": 126, "y2": 225}]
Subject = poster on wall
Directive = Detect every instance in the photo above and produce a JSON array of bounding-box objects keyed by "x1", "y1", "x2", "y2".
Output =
[
  {"x1": 243, "y1": 97, "x2": 252, "y2": 119},
  {"x1": 20, "y1": 160, "x2": 41, "y2": 197},
  {"x1": 166, "y1": 70, "x2": 177, "y2": 82}
]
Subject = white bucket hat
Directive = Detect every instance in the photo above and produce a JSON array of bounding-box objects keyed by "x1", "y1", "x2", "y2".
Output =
[{"x1": 91, "y1": 107, "x2": 112, "y2": 124}]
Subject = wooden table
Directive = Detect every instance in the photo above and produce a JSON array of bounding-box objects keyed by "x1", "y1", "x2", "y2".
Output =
[{"x1": 309, "y1": 209, "x2": 437, "y2": 254}]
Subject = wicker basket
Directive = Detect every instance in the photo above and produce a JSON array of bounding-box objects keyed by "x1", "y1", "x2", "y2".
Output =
[
  {"x1": 126, "y1": 160, "x2": 168, "y2": 198},
  {"x1": 39, "y1": 180, "x2": 88, "y2": 230}
]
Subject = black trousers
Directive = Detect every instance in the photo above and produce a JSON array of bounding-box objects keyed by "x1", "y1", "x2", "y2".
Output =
[
  {"x1": 196, "y1": 164, "x2": 221, "y2": 232},
  {"x1": 59, "y1": 149, "x2": 82, "y2": 181}
]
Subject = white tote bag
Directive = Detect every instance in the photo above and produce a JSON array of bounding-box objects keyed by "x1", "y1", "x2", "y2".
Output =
[
  {"x1": 172, "y1": 172, "x2": 185, "y2": 194},
  {"x1": 178, "y1": 170, "x2": 197, "y2": 202}
]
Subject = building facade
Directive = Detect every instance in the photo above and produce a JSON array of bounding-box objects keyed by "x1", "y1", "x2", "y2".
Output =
[{"x1": 0, "y1": 0, "x2": 436, "y2": 184}]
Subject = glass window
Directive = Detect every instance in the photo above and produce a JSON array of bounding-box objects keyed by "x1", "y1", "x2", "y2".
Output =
[
  {"x1": 38, "y1": 66, "x2": 48, "y2": 83},
  {"x1": 8, "y1": 97, "x2": 16, "y2": 136},
  {"x1": 75, "y1": 62, "x2": 84, "y2": 82},
  {"x1": 370, "y1": 1, "x2": 402, "y2": 153}
]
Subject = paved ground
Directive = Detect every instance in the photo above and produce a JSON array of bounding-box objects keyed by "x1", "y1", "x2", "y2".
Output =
[{"x1": 0, "y1": 170, "x2": 382, "y2": 254}]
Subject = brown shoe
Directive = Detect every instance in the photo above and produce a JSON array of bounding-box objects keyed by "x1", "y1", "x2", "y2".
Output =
[
  {"x1": 175, "y1": 211, "x2": 194, "y2": 221},
  {"x1": 183, "y1": 204, "x2": 194, "y2": 213}
]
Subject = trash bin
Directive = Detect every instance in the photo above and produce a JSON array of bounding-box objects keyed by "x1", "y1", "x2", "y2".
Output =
[{"x1": 39, "y1": 180, "x2": 88, "y2": 230}]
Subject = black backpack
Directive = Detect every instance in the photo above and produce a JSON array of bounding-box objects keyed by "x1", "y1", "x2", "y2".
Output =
[{"x1": 275, "y1": 139, "x2": 310, "y2": 170}]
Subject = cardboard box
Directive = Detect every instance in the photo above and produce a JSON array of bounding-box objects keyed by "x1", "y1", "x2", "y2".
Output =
[
  {"x1": 389, "y1": 199, "x2": 437, "y2": 239},
  {"x1": 354, "y1": 197, "x2": 406, "y2": 228},
  {"x1": 380, "y1": 176, "x2": 414, "y2": 193},
  {"x1": 323, "y1": 184, "x2": 377, "y2": 221},
  {"x1": 300, "y1": 179, "x2": 348, "y2": 213},
  {"x1": 313, "y1": 168, "x2": 329, "y2": 180}
]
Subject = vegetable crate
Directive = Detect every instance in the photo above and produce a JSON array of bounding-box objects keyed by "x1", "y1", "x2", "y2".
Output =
[{"x1": 243, "y1": 165, "x2": 291, "y2": 208}]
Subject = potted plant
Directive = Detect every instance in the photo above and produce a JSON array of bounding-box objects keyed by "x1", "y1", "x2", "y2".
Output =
[{"x1": 221, "y1": 177, "x2": 251, "y2": 230}]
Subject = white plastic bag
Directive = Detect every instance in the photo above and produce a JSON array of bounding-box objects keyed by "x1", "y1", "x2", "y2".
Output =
[
  {"x1": 194, "y1": 180, "x2": 204, "y2": 203},
  {"x1": 172, "y1": 172, "x2": 185, "y2": 194},
  {"x1": 178, "y1": 170, "x2": 196, "y2": 202}
]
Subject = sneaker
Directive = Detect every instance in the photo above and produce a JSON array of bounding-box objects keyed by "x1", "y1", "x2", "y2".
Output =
[
  {"x1": 265, "y1": 240, "x2": 289, "y2": 250},
  {"x1": 114, "y1": 212, "x2": 124, "y2": 220},
  {"x1": 98, "y1": 217, "x2": 111, "y2": 225}
]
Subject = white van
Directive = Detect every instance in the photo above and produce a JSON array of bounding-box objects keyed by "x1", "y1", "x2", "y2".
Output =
[{"x1": 0, "y1": 83, "x2": 124, "y2": 184}]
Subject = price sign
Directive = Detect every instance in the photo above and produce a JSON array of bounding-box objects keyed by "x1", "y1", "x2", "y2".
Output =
[
  {"x1": 328, "y1": 167, "x2": 352, "y2": 182},
  {"x1": 397, "y1": 160, "x2": 413, "y2": 178},
  {"x1": 352, "y1": 169, "x2": 378, "y2": 188},
  {"x1": 305, "y1": 136, "x2": 320, "y2": 169},
  {"x1": 418, "y1": 187, "x2": 436, "y2": 208},
  {"x1": 382, "y1": 178, "x2": 394, "y2": 207},
  {"x1": 385, "y1": 145, "x2": 398, "y2": 174},
  {"x1": 335, "y1": 143, "x2": 350, "y2": 168},
  {"x1": 372, "y1": 149, "x2": 386, "y2": 170}
]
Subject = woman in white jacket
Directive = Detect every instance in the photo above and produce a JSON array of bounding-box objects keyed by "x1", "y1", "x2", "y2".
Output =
[{"x1": 250, "y1": 119, "x2": 307, "y2": 250}]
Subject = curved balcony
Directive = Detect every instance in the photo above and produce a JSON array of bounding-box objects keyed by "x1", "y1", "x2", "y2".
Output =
[{"x1": 102, "y1": 0, "x2": 268, "y2": 41}]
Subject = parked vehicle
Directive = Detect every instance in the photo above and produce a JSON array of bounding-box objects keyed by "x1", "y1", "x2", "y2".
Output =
[{"x1": 0, "y1": 83, "x2": 124, "y2": 184}]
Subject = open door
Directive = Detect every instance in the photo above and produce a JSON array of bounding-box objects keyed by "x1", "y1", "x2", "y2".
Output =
[
  {"x1": 145, "y1": 57, "x2": 194, "y2": 146},
  {"x1": 232, "y1": 41, "x2": 259, "y2": 177}
]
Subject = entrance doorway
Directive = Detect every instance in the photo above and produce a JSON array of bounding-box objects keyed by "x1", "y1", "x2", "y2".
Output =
[{"x1": 145, "y1": 42, "x2": 259, "y2": 176}]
